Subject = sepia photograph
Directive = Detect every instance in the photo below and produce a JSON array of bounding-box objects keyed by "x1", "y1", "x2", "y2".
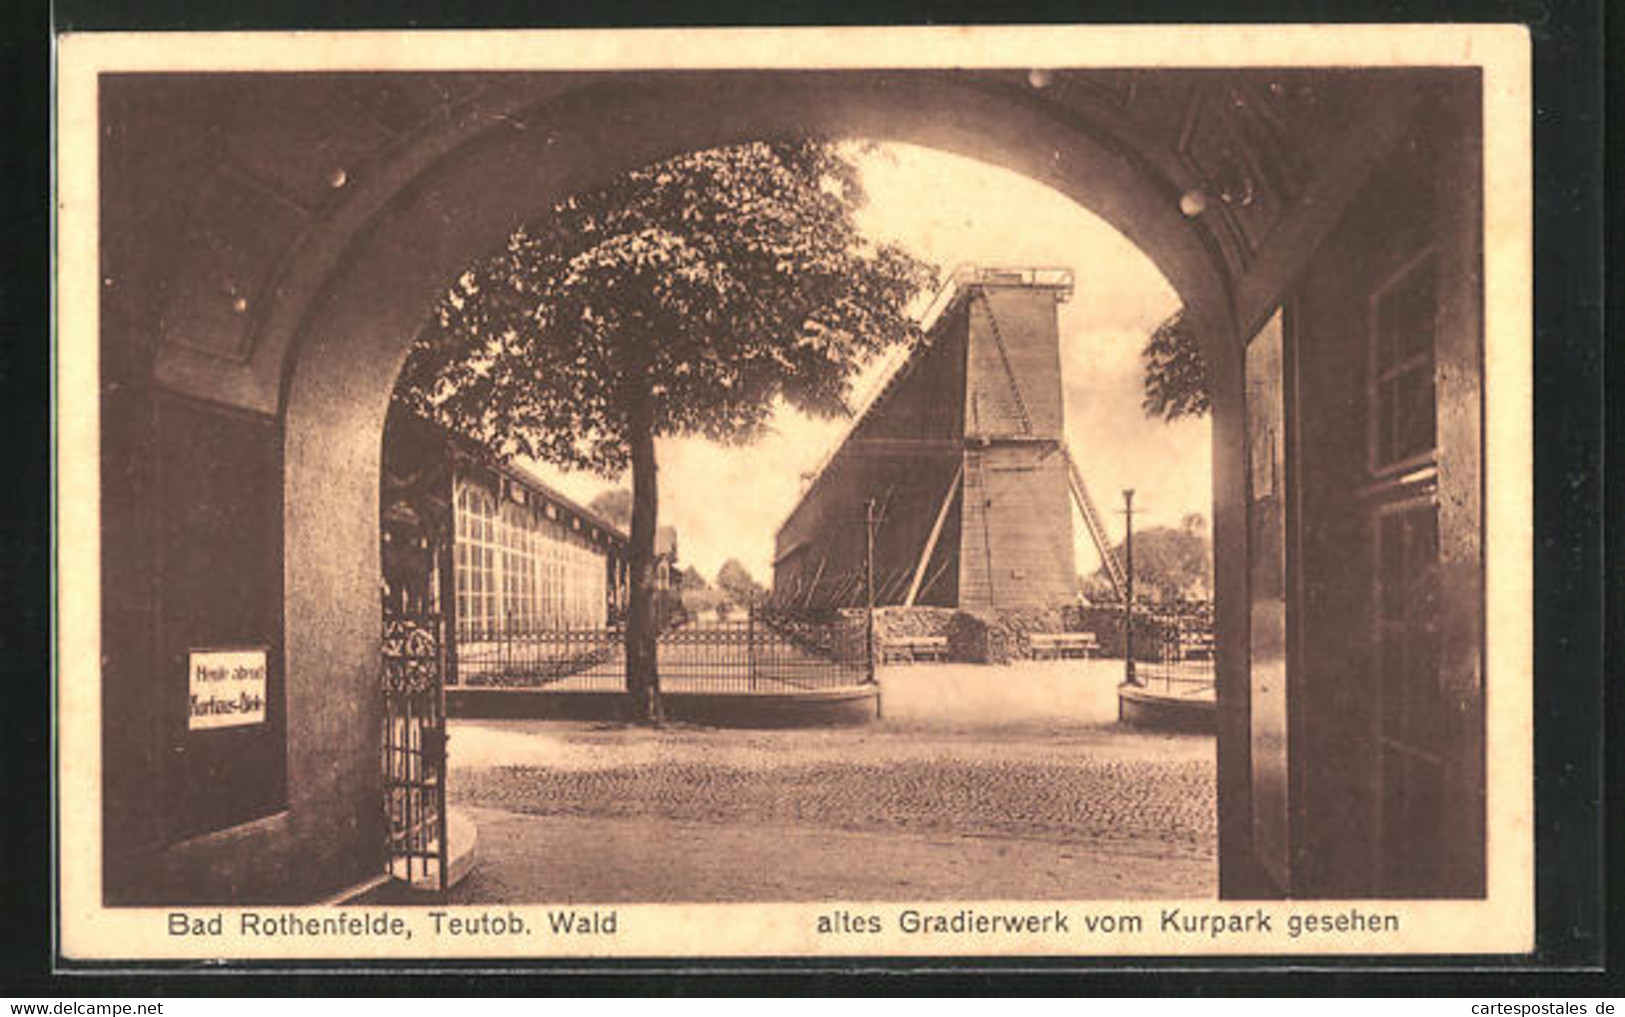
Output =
[{"x1": 55, "y1": 25, "x2": 1534, "y2": 960}]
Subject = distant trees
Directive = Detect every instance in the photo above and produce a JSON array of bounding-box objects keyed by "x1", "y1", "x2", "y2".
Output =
[
  {"x1": 1077, "y1": 571, "x2": 1119, "y2": 604},
  {"x1": 1089, "y1": 521, "x2": 1212, "y2": 603},
  {"x1": 678, "y1": 565, "x2": 709, "y2": 590},
  {"x1": 677, "y1": 561, "x2": 763, "y2": 619},
  {"x1": 587, "y1": 489, "x2": 633, "y2": 530},
  {"x1": 715, "y1": 558, "x2": 767, "y2": 608}
]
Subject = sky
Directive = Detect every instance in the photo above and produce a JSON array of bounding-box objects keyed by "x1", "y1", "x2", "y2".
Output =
[{"x1": 520, "y1": 142, "x2": 1211, "y2": 584}]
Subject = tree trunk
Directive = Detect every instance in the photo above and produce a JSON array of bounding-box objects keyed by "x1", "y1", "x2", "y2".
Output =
[{"x1": 624, "y1": 393, "x2": 663, "y2": 725}]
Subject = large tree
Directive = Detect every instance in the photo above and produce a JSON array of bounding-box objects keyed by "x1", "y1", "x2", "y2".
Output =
[
  {"x1": 715, "y1": 558, "x2": 767, "y2": 608},
  {"x1": 587, "y1": 489, "x2": 633, "y2": 530},
  {"x1": 396, "y1": 140, "x2": 936, "y2": 723}
]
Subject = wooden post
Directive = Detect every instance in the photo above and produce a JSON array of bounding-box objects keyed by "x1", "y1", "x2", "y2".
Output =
[{"x1": 441, "y1": 459, "x2": 460, "y2": 689}]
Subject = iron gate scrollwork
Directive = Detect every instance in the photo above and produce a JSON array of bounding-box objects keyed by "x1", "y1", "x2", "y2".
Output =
[{"x1": 381, "y1": 612, "x2": 449, "y2": 892}]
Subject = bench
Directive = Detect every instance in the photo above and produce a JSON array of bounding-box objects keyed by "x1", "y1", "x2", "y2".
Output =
[
  {"x1": 1178, "y1": 632, "x2": 1216, "y2": 660},
  {"x1": 880, "y1": 635, "x2": 948, "y2": 663},
  {"x1": 1029, "y1": 631, "x2": 1099, "y2": 659}
]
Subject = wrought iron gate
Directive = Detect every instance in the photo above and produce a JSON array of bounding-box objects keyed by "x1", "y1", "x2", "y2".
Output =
[{"x1": 380, "y1": 611, "x2": 449, "y2": 892}]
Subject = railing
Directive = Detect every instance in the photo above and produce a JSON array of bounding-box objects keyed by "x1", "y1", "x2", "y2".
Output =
[
  {"x1": 450, "y1": 607, "x2": 871, "y2": 694},
  {"x1": 1132, "y1": 611, "x2": 1216, "y2": 696},
  {"x1": 921, "y1": 264, "x2": 1075, "y2": 333},
  {"x1": 1062, "y1": 447, "x2": 1128, "y2": 601}
]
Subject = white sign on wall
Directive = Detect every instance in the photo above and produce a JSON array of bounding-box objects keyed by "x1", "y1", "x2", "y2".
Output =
[{"x1": 188, "y1": 647, "x2": 268, "y2": 730}]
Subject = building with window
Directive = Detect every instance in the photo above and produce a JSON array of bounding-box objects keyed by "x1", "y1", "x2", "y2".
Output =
[
  {"x1": 89, "y1": 67, "x2": 1503, "y2": 911},
  {"x1": 773, "y1": 266, "x2": 1082, "y2": 612}
]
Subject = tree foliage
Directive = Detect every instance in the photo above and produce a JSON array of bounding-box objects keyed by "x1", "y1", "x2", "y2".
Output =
[
  {"x1": 396, "y1": 140, "x2": 938, "y2": 471},
  {"x1": 1140, "y1": 308, "x2": 1210, "y2": 422},
  {"x1": 715, "y1": 558, "x2": 767, "y2": 607},
  {"x1": 587, "y1": 489, "x2": 633, "y2": 530}
]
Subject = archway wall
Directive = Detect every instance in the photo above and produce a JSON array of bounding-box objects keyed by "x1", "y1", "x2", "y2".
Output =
[
  {"x1": 282, "y1": 77, "x2": 1250, "y2": 908},
  {"x1": 1252, "y1": 76, "x2": 1485, "y2": 898},
  {"x1": 101, "y1": 70, "x2": 1417, "y2": 902}
]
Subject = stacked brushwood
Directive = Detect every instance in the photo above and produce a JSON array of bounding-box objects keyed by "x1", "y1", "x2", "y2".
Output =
[
  {"x1": 823, "y1": 604, "x2": 1206, "y2": 664},
  {"x1": 831, "y1": 606, "x2": 957, "y2": 661},
  {"x1": 871, "y1": 606, "x2": 956, "y2": 640},
  {"x1": 833, "y1": 608, "x2": 872, "y2": 663}
]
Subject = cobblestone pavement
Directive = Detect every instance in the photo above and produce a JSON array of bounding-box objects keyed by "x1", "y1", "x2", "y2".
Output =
[{"x1": 440, "y1": 662, "x2": 1217, "y2": 902}]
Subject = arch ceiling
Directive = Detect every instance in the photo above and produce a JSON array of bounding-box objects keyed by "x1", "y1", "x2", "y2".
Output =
[{"x1": 93, "y1": 69, "x2": 1435, "y2": 907}]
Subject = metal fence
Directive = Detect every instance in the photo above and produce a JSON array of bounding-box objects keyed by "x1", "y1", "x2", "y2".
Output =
[
  {"x1": 451, "y1": 607, "x2": 871, "y2": 694},
  {"x1": 1132, "y1": 611, "x2": 1216, "y2": 696}
]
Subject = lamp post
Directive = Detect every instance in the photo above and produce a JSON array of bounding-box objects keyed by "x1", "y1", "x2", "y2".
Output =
[
  {"x1": 1122, "y1": 488, "x2": 1138, "y2": 687},
  {"x1": 864, "y1": 497, "x2": 878, "y2": 686}
]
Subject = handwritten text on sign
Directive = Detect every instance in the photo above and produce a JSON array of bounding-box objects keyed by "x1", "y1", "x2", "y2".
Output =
[{"x1": 188, "y1": 648, "x2": 267, "y2": 730}]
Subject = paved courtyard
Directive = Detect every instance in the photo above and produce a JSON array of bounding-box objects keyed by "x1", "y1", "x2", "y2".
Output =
[{"x1": 443, "y1": 659, "x2": 1216, "y2": 902}]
